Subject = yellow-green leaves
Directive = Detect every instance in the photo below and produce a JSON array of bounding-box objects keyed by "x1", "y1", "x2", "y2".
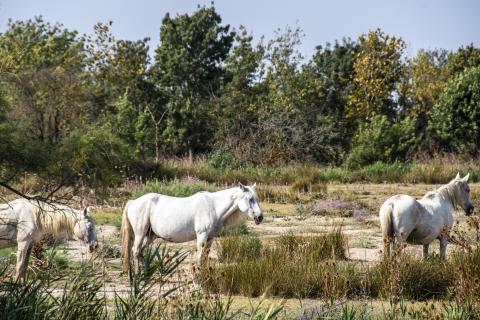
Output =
[{"x1": 347, "y1": 28, "x2": 405, "y2": 121}]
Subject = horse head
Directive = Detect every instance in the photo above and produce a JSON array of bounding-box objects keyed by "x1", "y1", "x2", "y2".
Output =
[
  {"x1": 237, "y1": 182, "x2": 264, "y2": 224},
  {"x1": 451, "y1": 173, "x2": 474, "y2": 216},
  {"x1": 74, "y1": 207, "x2": 99, "y2": 252}
]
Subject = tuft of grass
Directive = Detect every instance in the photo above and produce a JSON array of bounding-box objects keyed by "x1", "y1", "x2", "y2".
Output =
[
  {"x1": 365, "y1": 253, "x2": 454, "y2": 300},
  {"x1": 206, "y1": 230, "x2": 349, "y2": 298}
]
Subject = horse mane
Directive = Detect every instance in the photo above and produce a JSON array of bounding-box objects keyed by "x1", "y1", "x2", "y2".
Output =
[
  {"x1": 435, "y1": 181, "x2": 461, "y2": 209},
  {"x1": 30, "y1": 201, "x2": 79, "y2": 237}
]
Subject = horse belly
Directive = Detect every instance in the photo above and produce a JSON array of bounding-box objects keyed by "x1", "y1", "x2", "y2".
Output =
[
  {"x1": 406, "y1": 227, "x2": 436, "y2": 244},
  {"x1": 150, "y1": 215, "x2": 197, "y2": 243}
]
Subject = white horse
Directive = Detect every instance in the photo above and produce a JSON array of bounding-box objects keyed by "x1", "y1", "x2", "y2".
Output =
[
  {"x1": 0, "y1": 198, "x2": 98, "y2": 281},
  {"x1": 121, "y1": 183, "x2": 263, "y2": 273},
  {"x1": 379, "y1": 173, "x2": 474, "y2": 258}
]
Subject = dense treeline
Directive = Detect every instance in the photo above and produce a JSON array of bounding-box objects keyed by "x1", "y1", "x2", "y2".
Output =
[{"x1": 0, "y1": 5, "x2": 479, "y2": 190}]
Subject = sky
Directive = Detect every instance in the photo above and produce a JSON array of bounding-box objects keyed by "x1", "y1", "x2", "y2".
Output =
[{"x1": 0, "y1": 0, "x2": 479, "y2": 60}]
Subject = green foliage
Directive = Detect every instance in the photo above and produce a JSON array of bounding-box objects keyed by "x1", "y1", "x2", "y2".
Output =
[
  {"x1": 430, "y1": 67, "x2": 480, "y2": 155},
  {"x1": 152, "y1": 5, "x2": 234, "y2": 154},
  {"x1": 347, "y1": 28, "x2": 406, "y2": 121},
  {"x1": 446, "y1": 44, "x2": 480, "y2": 76},
  {"x1": 64, "y1": 123, "x2": 132, "y2": 187},
  {"x1": 0, "y1": 17, "x2": 88, "y2": 144},
  {"x1": 204, "y1": 231, "x2": 349, "y2": 298},
  {"x1": 207, "y1": 149, "x2": 234, "y2": 169},
  {"x1": 347, "y1": 115, "x2": 418, "y2": 167},
  {"x1": 0, "y1": 8, "x2": 479, "y2": 193},
  {"x1": 368, "y1": 254, "x2": 454, "y2": 300},
  {"x1": 132, "y1": 178, "x2": 212, "y2": 198}
]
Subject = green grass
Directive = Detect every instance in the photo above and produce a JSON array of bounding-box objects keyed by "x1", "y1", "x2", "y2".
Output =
[
  {"x1": 0, "y1": 248, "x2": 16, "y2": 259},
  {"x1": 132, "y1": 178, "x2": 214, "y2": 198},
  {"x1": 93, "y1": 208, "x2": 122, "y2": 228},
  {"x1": 206, "y1": 231, "x2": 349, "y2": 298},
  {"x1": 152, "y1": 159, "x2": 480, "y2": 185}
]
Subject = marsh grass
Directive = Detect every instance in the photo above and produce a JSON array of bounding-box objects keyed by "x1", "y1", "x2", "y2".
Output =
[
  {"x1": 206, "y1": 229, "x2": 467, "y2": 303},
  {"x1": 93, "y1": 208, "x2": 123, "y2": 228},
  {"x1": 367, "y1": 254, "x2": 454, "y2": 300},
  {"x1": 0, "y1": 243, "x2": 285, "y2": 320},
  {"x1": 151, "y1": 157, "x2": 480, "y2": 186},
  {"x1": 132, "y1": 178, "x2": 214, "y2": 198},
  {"x1": 206, "y1": 231, "x2": 349, "y2": 298}
]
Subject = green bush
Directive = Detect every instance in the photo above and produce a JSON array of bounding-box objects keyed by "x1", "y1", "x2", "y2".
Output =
[
  {"x1": 207, "y1": 149, "x2": 234, "y2": 169},
  {"x1": 430, "y1": 67, "x2": 480, "y2": 155},
  {"x1": 346, "y1": 115, "x2": 418, "y2": 168}
]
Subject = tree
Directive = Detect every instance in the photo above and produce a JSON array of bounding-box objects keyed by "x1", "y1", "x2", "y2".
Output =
[
  {"x1": 307, "y1": 38, "x2": 359, "y2": 158},
  {"x1": 213, "y1": 26, "x2": 266, "y2": 166},
  {"x1": 309, "y1": 38, "x2": 358, "y2": 117},
  {"x1": 347, "y1": 28, "x2": 406, "y2": 121},
  {"x1": 0, "y1": 17, "x2": 89, "y2": 144},
  {"x1": 241, "y1": 27, "x2": 347, "y2": 165},
  {"x1": 84, "y1": 22, "x2": 152, "y2": 115},
  {"x1": 446, "y1": 44, "x2": 480, "y2": 76},
  {"x1": 152, "y1": 5, "x2": 234, "y2": 154},
  {"x1": 429, "y1": 67, "x2": 480, "y2": 155}
]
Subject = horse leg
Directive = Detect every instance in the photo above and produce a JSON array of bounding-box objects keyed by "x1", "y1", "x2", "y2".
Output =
[
  {"x1": 423, "y1": 244, "x2": 429, "y2": 259},
  {"x1": 439, "y1": 236, "x2": 448, "y2": 259},
  {"x1": 131, "y1": 234, "x2": 146, "y2": 275},
  {"x1": 383, "y1": 237, "x2": 392, "y2": 257},
  {"x1": 196, "y1": 233, "x2": 209, "y2": 264},
  {"x1": 204, "y1": 237, "x2": 214, "y2": 260},
  {"x1": 14, "y1": 240, "x2": 31, "y2": 282}
]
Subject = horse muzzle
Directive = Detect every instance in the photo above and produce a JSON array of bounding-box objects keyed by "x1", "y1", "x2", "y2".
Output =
[
  {"x1": 254, "y1": 214, "x2": 264, "y2": 225},
  {"x1": 466, "y1": 205, "x2": 475, "y2": 216},
  {"x1": 89, "y1": 242, "x2": 99, "y2": 252}
]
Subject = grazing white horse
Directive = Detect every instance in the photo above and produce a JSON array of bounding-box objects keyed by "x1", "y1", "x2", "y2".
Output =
[
  {"x1": 121, "y1": 183, "x2": 263, "y2": 273},
  {"x1": 0, "y1": 198, "x2": 98, "y2": 281},
  {"x1": 380, "y1": 173, "x2": 474, "y2": 258}
]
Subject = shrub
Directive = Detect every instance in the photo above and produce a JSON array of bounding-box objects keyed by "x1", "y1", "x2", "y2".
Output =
[
  {"x1": 207, "y1": 149, "x2": 234, "y2": 169},
  {"x1": 430, "y1": 67, "x2": 480, "y2": 155},
  {"x1": 346, "y1": 115, "x2": 418, "y2": 168}
]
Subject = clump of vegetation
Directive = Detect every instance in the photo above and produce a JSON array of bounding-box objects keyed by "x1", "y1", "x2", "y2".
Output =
[
  {"x1": 367, "y1": 254, "x2": 454, "y2": 300},
  {"x1": 206, "y1": 231, "x2": 349, "y2": 298},
  {"x1": 0, "y1": 244, "x2": 284, "y2": 319},
  {"x1": 132, "y1": 178, "x2": 213, "y2": 198}
]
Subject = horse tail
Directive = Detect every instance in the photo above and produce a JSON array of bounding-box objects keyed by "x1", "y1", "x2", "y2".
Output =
[
  {"x1": 380, "y1": 202, "x2": 394, "y2": 240},
  {"x1": 121, "y1": 200, "x2": 133, "y2": 273}
]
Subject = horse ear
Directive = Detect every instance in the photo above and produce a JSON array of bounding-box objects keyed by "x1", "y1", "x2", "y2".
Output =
[
  {"x1": 463, "y1": 173, "x2": 470, "y2": 182},
  {"x1": 238, "y1": 182, "x2": 246, "y2": 192},
  {"x1": 83, "y1": 207, "x2": 89, "y2": 217},
  {"x1": 455, "y1": 172, "x2": 460, "y2": 179},
  {"x1": 252, "y1": 182, "x2": 257, "y2": 190}
]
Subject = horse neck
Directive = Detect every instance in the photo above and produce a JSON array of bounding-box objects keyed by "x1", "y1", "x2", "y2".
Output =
[
  {"x1": 436, "y1": 183, "x2": 458, "y2": 211},
  {"x1": 33, "y1": 202, "x2": 78, "y2": 237},
  {"x1": 209, "y1": 188, "x2": 240, "y2": 220}
]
